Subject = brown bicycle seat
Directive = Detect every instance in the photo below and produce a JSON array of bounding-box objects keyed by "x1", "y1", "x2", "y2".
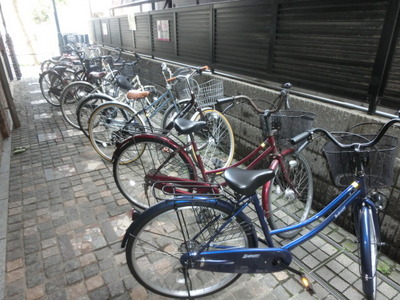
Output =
[
  {"x1": 88, "y1": 72, "x2": 107, "y2": 79},
  {"x1": 126, "y1": 90, "x2": 150, "y2": 99}
]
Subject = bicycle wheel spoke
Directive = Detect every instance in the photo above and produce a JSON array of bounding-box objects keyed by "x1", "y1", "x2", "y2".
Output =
[{"x1": 125, "y1": 201, "x2": 256, "y2": 298}]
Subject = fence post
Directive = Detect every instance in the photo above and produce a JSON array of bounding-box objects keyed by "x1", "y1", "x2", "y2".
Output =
[
  {"x1": 367, "y1": 0, "x2": 400, "y2": 115},
  {"x1": 173, "y1": 12, "x2": 178, "y2": 57},
  {"x1": 209, "y1": 5, "x2": 216, "y2": 66},
  {"x1": 148, "y1": 13, "x2": 154, "y2": 58},
  {"x1": 267, "y1": 0, "x2": 278, "y2": 73}
]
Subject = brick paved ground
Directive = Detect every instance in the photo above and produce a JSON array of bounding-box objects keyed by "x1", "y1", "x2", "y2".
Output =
[{"x1": 1, "y1": 67, "x2": 400, "y2": 300}]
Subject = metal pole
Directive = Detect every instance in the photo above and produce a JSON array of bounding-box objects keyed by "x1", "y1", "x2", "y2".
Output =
[
  {"x1": 51, "y1": 0, "x2": 64, "y2": 55},
  {"x1": 367, "y1": 0, "x2": 400, "y2": 115}
]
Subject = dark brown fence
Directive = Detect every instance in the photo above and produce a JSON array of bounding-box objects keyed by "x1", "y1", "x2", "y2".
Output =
[{"x1": 89, "y1": 0, "x2": 400, "y2": 113}]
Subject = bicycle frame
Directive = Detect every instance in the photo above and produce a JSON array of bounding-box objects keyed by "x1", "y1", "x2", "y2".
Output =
[
  {"x1": 185, "y1": 176, "x2": 376, "y2": 274},
  {"x1": 145, "y1": 130, "x2": 297, "y2": 211},
  {"x1": 134, "y1": 89, "x2": 178, "y2": 120}
]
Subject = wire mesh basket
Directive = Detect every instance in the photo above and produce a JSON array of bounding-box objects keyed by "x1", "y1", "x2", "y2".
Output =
[
  {"x1": 182, "y1": 79, "x2": 224, "y2": 107},
  {"x1": 84, "y1": 58, "x2": 102, "y2": 72},
  {"x1": 261, "y1": 110, "x2": 315, "y2": 147},
  {"x1": 119, "y1": 64, "x2": 137, "y2": 79},
  {"x1": 323, "y1": 134, "x2": 398, "y2": 188}
]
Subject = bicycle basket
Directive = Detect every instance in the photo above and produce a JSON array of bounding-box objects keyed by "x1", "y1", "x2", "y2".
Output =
[
  {"x1": 182, "y1": 79, "x2": 224, "y2": 107},
  {"x1": 262, "y1": 111, "x2": 315, "y2": 147},
  {"x1": 119, "y1": 64, "x2": 136, "y2": 79},
  {"x1": 323, "y1": 134, "x2": 398, "y2": 188},
  {"x1": 84, "y1": 58, "x2": 102, "y2": 72}
]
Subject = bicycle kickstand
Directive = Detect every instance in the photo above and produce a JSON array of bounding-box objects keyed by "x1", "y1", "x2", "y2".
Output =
[{"x1": 276, "y1": 259, "x2": 315, "y2": 295}]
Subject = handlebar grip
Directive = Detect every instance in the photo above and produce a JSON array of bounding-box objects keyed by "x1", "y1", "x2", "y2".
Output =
[
  {"x1": 196, "y1": 65, "x2": 210, "y2": 74},
  {"x1": 217, "y1": 97, "x2": 235, "y2": 105},
  {"x1": 290, "y1": 130, "x2": 312, "y2": 145}
]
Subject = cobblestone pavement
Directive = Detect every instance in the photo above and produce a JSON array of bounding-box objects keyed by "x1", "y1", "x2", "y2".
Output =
[{"x1": 1, "y1": 67, "x2": 400, "y2": 300}]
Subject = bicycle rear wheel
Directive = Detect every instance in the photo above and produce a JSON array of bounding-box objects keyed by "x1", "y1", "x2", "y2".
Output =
[
  {"x1": 190, "y1": 109, "x2": 235, "y2": 171},
  {"x1": 124, "y1": 199, "x2": 257, "y2": 298},
  {"x1": 39, "y1": 71, "x2": 63, "y2": 106},
  {"x1": 359, "y1": 205, "x2": 378, "y2": 300},
  {"x1": 60, "y1": 81, "x2": 95, "y2": 129},
  {"x1": 88, "y1": 102, "x2": 144, "y2": 161},
  {"x1": 113, "y1": 136, "x2": 195, "y2": 209},
  {"x1": 267, "y1": 152, "x2": 313, "y2": 238}
]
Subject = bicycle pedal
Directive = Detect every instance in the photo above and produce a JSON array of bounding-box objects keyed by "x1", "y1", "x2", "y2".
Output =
[
  {"x1": 300, "y1": 273, "x2": 315, "y2": 295},
  {"x1": 211, "y1": 158, "x2": 223, "y2": 169}
]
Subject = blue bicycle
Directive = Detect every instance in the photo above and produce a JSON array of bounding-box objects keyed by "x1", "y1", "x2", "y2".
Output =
[{"x1": 122, "y1": 117, "x2": 399, "y2": 299}]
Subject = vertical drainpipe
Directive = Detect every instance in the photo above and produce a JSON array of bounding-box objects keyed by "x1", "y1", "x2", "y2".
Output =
[
  {"x1": 0, "y1": 3, "x2": 21, "y2": 80},
  {"x1": 51, "y1": 0, "x2": 64, "y2": 55},
  {"x1": 367, "y1": 0, "x2": 400, "y2": 115}
]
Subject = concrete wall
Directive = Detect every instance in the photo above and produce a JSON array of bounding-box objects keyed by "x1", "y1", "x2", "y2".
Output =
[{"x1": 134, "y1": 56, "x2": 400, "y2": 261}]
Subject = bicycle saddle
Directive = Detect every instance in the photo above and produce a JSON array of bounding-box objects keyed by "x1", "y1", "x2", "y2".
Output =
[
  {"x1": 174, "y1": 118, "x2": 207, "y2": 135},
  {"x1": 126, "y1": 89, "x2": 150, "y2": 99},
  {"x1": 53, "y1": 65, "x2": 67, "y2": 74},
  {"x1": 224, "y1": 168, "x2": 275, "y2": 196},
  {"x1": 116, "y1": 75, "x2": 133, "y2": 90},
  {"x1": 88, "y1": 71, "x2": 107, "y2": 79}
]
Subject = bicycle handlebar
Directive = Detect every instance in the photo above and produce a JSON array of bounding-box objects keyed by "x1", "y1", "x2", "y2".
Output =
[
  {"x1": 290, "y1": 118, "x2": 400, "y2": 150},
  {"x1": 166, "y1": 65, "x2": 210, "y2": 83},
  {"x1": 216, "y1": 82, "x2": 293, "y2": 114},
  {"x1": 217, "y1": 95, "x2": 264, "y2": 114}
]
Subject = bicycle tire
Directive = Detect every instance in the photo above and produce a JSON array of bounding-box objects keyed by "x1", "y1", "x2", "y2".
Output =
[
  {"x1": 124, "y1": 198, "x2": 257, "y2": 298},
  {"x1": 113, "y1": 136, "x2": 196, "y2": 209},
  {"x1": 60, "y1": 81, "x2": 96, "y2": 129},
  {"x1": 266, "y1": 152, "x2": 313, "y2": 239},
  {"x1": 39, "y1": 70, "x2": 63, "y2": 106},
  {"x1": 359, "y1": 205, "x2": 378, "y2": 300},
  {"x1": 40, "y1": 59, "x2": 55, "y2": 73},
  {"x1": 190, "y1": 109, "x2": 235, "y2": 171},
  {"x1": 88, "y1": 102, "x2": 144, "y2": 161},
  {"x1": 76, "y1": 93, "x2": 115, "y2": 137}
]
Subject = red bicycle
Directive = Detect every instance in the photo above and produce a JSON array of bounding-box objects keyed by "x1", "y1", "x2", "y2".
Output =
[{"x1": 113, "y1": 83, "x2": 315, "y2": 238}]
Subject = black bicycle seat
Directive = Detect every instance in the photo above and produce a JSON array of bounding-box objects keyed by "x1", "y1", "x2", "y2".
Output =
[
  {"x1": 224, "y1": 168, "x2": 275, "y2": 196},
  {"x1": 116, "y1": 75, "x2": 133, "y2": 90},
  {"x1": 174, "y1": 118, "x2": 207, "y2": 135}
]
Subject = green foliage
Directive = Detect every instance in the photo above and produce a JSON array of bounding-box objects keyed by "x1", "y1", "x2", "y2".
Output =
[
  {"x1": 377, "y1": 261, "x2": 392, "y2": 276},
  {"x1": 32, "y1": 0, "x2": 68, "y2": 25},
  {"x1": 32, "y1": 0, "x2": 50, "y2": 24}
]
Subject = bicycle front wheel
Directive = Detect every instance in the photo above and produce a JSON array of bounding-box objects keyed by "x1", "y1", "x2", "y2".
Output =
[
  {"x1": 113, "y1": 136, "x2": 195, "y2": 209},
  {"x1": 359, "y1": 205, "x2": 378, "y2": 300},
  {"x1": 60, "y1": 81, "x2": 95, "y2": 128},
  {"x1": 125, "y1": 199, "x2": 257, "y2": 298},
  {"x1": 76, "y1": 93, "x2": 114, "y2": 137},
  {"x1": 88, "y1": 102, "x2": 144, "y2": 161},
  {"x1": 267, "y1": 152, "x2": 313, "y2": 239},
  {"x1": 190, "y1": 109, "x2": 235, "y2": 171}
]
